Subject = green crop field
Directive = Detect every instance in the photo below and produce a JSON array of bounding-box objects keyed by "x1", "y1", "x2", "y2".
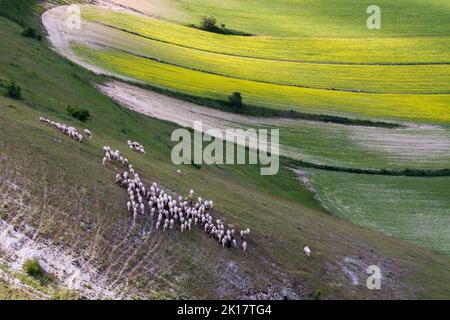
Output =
[
  {"x1": 99, "y1": 0, "x2": 450, "y2": 37},
  {"x1": 81, "y1": 5, "x2": 450, "y2": 64},
  {"x1": 304, "y1": 169, "x2": 450, "y2": 256},
  {"x1": 277, "y1": 121, "x2": 450, "y2": 170}
]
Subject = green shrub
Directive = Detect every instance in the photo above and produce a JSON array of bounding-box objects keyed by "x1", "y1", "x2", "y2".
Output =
[
  {"x1": 200, "y1": 16, "x2": 217, "y2": 31},
  {"x1": 67, "y1": 105, "x2": 91, "y2": 122},
  {"x1": 308, "y1": 288, "x2": 323, "y2": 300},
  {"x1": 196, "y1": 17, "x2": 252, "y2": 36},
  {"x1": 229, "y1": 92, "x2": 243, "y2": 112},
  {"x1": 23, "y1": 258, "x2": 44, "y2": 278},
  {"x1": 6, "y1": 81, "x2": 21, "y2": 99},
  {"x1": 22, "y1": 27, "x2": 41, "y2": 40},
  {"x1": 22, "y1": 27, "x2": 36, "y2": 37}
]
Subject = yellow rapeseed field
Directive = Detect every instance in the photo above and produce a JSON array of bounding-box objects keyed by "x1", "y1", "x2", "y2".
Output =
[{"x1": 73, "y1": 44, "x2": 450, "y2": 123}]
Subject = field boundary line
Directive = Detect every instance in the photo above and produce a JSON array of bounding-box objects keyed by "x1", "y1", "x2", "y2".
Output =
[
  {"x1": 90, "y1": 41, "x2": 450, "y2": 95},
  {"x1": 91, "y1": 21, "x2": 450, "y2": 67}
]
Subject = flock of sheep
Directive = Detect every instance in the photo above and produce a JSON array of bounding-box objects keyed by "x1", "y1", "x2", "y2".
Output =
[
  {"x1": 39, "y1": 117, "x2": 92, "y2": 142},
  {"x1": 127, "y1": 140, "x2": 145, "y2": 154},
  {"x1": 38, "y1": 116, "x2": 312, "y2": 256},
  {"x1": 102, "y1": 145, "x2": 251, "y2": 251}
]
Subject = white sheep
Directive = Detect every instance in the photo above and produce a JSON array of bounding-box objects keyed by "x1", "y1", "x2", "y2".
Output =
[
  {"x1": 303, "y1": 246, "x2": 311, "y2": 257},
  {"x1": 108, "y1": 145, "x2": 251, "y2": 253},
  {"x1": 83, "y1": 129, "x2": 92, "y2": 139}
]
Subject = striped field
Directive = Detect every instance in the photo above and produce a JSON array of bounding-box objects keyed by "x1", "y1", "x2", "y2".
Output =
[{"x1": 305, "y1": 169, "x2": 450, "y2": 255}]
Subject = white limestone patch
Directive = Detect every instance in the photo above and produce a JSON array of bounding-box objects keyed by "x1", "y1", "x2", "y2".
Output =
[{"x1": 0, "y1": 220, "x2": 120, "y2": 299}]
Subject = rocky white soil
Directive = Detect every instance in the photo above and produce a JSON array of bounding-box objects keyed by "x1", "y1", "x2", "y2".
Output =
[{"x1": 0, "y1": 219, "x2": 120, "y2": 299}]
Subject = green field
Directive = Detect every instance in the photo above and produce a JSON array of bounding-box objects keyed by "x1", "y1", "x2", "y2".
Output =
[
  {"x1": 67, "y1": 6, "x2": 450, "y2": 123},
  {"x1": 304, "y1": 169, "x2": 450, "y2": 256},
  {"x1": 101, "y1": 0, "x2": 450, "y2": 37},
  {"x1": 65, "y1": 19, "x2": 450, "y2": 94},
  {"x1": 81, "y1": 5, "x2": 450, "y2": 64},
  {"x1": 278, "y1": 121, "x2": 450, "y2": 170},
  {"x1": 72, "y1": 44, "x2": 450, "y2": 123}
]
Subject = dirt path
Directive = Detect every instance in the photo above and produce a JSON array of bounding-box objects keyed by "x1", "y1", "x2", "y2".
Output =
[
  {"x1": 42, "y1": 5, "x2": 138, "y2": 80},
  {"x1": 97, "y1": 80, "x2": 291, "y2": 155}
]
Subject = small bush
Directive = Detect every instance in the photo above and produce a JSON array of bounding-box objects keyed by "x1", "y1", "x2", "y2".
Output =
[
  {"x1": 229, "y1": 92, "x2": 243, "y2": 112},
  {"x1": 196, "y1": 16, "x2": 252, "y2": 35},
  {"x1": 22, "y1": 27, "x2": 42, "y2": 41},
  {"x1": 308, "y1": 288, "x2": 323, "y2": 300},
  {"x1": 23, "y1": 258, "x2": 44, "y2": 278},
  {"x1": 200, "y1": 16, "x2": 218, "y2": 31},
  {"x1": 22, "y1": 27, "x2": 36, "y2": 37},
  {"x1": 0, "y1": 212, "x2": 7, "y2": 220},
  {"x1": 67, "y1": 105, "x2": 91, "y2": 122},
  {"x1": 6, "y1": 81, "x2": 22, "y2": 99}
]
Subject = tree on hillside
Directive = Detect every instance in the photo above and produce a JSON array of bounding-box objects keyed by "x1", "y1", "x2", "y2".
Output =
[
  {"x1": 67, "y1": 105, "x2": 91, "y2": 122},
  {"x1": 22, "y1": 27, "x2": 42, "y2": 41},
  {"x1": 200, "y1": 16, "x2": 218, "y2": 31},
  {"x1": 229, "y1": 92, "x2": 243, "y2": 112}
]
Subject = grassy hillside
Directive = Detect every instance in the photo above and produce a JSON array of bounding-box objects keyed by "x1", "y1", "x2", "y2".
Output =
[
  {"x1": 1, "y1": 0, "x2": 450, "y2": 299},
  {"x1": 0, "y1": 280, "x2": 36, "y2": 300}
]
